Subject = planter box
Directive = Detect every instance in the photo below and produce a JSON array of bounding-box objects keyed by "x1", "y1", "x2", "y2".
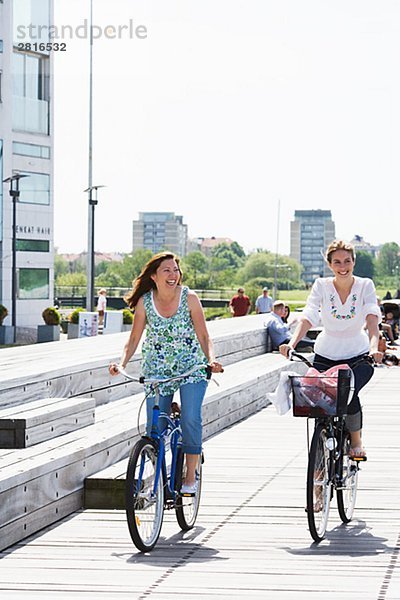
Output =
[
  {"x1": 121, "y1": 324, "x2": 132, "y2": 332},
  {"x1": 67, "y1": 323, "x2": 79, "y2": 339},
  {"x1": 37, "y1": 325, "x2": 60, "y2": 343},
  {"x1": 0, "y1": 326, "x2": 15, "y2": 345}
]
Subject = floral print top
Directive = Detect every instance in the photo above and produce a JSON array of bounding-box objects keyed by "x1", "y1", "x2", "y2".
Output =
[
  {"x1": 300, "y1": 276, "x2": 381, "y2": 361},
  {"x1": 141, "y1": 286, "x2": 208, "y2": 395}
]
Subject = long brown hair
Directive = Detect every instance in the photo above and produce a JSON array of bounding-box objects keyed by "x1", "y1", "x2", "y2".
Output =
[{"x1": 124, "y1": 252, "x2": 183, "y2": 309}]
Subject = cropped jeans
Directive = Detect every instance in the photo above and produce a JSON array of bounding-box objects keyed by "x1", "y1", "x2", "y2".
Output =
[
  {"x1": 146, "y1": 379, "x2": 208, "y2": 455},
  {"x1": 313, "y1": 353, "x2": 374, "y2": 431}
]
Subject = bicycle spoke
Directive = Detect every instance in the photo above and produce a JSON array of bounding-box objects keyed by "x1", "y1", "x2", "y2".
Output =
[{"x1": 307, "y1": 424, "x2": 332, "y2": 542}]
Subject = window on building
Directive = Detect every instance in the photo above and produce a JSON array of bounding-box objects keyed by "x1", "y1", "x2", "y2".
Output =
[
  {"x1": 13, "y1": 0, "x2": 51, "y2": 46},
  {"x1": 18, "y1": 268, "x2": 49, "y2": 299},
  {"x1": 16, "y1": 239, "x2": 49, "y2": 252},
  {"x1": 13, "y1": 141, "x2": 50, "y2": 158},
  {"x1": 15, "y1": 171, "x2": 50, "y2": 205},
  {"x1": 12, "y1": 52, "x2": 49, "y2": 100}
]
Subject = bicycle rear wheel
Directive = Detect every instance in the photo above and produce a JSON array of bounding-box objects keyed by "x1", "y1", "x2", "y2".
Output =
[
  {"x1": 307, "y1": 423, "x2": 332, "y2": 542},
  {"x1": 175, "y1": 449, "x2": 203, "y2": 530},
  {"x1": 125, "y1": 437, "x2": 164, "y2": 552},
  {"x1": 337, "y1": 433, "x2": 359, "y2": 523}
]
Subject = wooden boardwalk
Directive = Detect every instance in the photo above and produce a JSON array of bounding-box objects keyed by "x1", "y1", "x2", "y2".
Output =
[{"x1": 0, "y1": 365, "x2": 399, "y2": 599}]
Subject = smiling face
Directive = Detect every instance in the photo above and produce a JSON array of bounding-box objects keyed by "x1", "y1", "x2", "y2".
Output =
[
  {"x1": 151, "y1": 258, "x2": 181, "y2": 290},
  {"x1": 328, "y1": 249, "x2": 355, "y2": 280}
]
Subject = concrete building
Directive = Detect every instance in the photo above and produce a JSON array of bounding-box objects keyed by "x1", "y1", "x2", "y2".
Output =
[
  {"x1": 290, "y1": 210, "x2": 335, "y2": 285},
  {"x1": 0, "y1": 0, "x2": 54, "y2": 336},
  {"x1": 188, "y1": 236, "x2": 234, "y2": 257},
  {"x1": 350, "y1": 234, "x2": 379, "y2": 258},
  {"x1": 132, "y1": 212, "x2": 188, "y2": 256}
]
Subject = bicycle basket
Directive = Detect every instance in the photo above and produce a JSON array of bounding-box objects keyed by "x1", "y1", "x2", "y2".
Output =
[{"x1": 290, "y1": 368, "x2": 352, "y2": 418}]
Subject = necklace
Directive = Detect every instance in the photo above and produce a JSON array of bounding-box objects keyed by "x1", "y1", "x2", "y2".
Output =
[{"x1": 329, "y1": 293, "x2": 357, "y2": 320}]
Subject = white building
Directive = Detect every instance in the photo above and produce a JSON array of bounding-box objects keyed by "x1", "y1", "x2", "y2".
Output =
[
  {"x1": 0, "y1": 0, "x2": 54, "y2": 335},
  {"x1": 132, "y1": 212, "x2": 188, "y2": 257}
]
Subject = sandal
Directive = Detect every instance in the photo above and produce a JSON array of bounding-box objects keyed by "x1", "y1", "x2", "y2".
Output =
[{"x1": 349, "y1": 446, "x2": 367, "y2": 461}]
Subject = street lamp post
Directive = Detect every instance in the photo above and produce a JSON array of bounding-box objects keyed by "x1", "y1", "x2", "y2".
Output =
[
  {"x1": 84, "y1": 185, "x2": 105, "y2": 311},
  {"x1": 3, "y1": 173, "x2": 29, "y2": 343}
]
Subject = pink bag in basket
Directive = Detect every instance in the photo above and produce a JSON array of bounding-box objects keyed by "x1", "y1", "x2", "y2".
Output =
[{"x1": 302, "y1": 364, "x2": 352, "y2": 400}]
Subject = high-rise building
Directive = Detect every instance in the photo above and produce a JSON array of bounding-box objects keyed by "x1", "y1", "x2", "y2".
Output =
[
  {"x1": 132, "y1": 212, "x2": 188, "y2": 256},
  {"x1": 290, "y1": 210, "x2": 335, "y2": 284},
  {"x1": 0, "y1": 0, "x2": 54, "y2": 335}
]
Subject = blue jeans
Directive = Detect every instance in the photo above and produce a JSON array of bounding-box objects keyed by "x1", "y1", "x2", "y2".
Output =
[{"x1": 146, "y1": 379, "x2": 208, "y2": 455}]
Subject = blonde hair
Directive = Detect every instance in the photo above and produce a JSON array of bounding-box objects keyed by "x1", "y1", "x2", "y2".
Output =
[
  {"x1": 124, "y1": 252, "x2": 182, "y2": 309},
  {"x1": 325, "y1": 240, "x2": 355, "y2": 264}
]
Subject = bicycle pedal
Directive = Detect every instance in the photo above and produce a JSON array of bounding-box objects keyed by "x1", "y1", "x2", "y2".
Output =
[
  {"x1": 181, "y1": 492, "x2": 196, "y2": 497},
  {"x1": 351, "y1": 456, "x2": 367, "y2": 462}
]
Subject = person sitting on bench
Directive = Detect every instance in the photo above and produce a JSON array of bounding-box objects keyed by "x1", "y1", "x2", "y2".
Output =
[{"x1": 264, "y1": 301, "x2": 315, "y2": 351}]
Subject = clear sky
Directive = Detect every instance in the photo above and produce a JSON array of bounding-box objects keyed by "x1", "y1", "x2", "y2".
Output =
[{"x1": 53, "y1": 0, "x2": 400, "y2": 257}]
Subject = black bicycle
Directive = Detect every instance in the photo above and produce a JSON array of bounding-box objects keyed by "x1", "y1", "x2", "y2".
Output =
[{"x1": 288, "y1": 351, "x2": 370, "y2": 543}]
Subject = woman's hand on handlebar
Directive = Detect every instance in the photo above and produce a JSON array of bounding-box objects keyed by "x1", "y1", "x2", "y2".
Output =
[
  {"x1": 370, "y1": 351, "x2": 384, "y2": 365},
  {"x1": 279, "y1": 344, "x2": 293, "y2": 359},
  {"x1": 109, "y1": 362, "x2": 123, "y2": 376},
  {"x1": 209, "y1": 360, "x2": 224, "y2": 373}
]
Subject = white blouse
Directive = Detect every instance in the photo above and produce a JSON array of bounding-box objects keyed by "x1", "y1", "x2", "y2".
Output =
[{"x1": 300, "y1": 276, "x2": 381, "y2": 360}]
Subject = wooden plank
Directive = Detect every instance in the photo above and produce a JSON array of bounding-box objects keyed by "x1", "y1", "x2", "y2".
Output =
[
  {"x1": 0, "y1": 398, "x2": 95, "y2": 448},
  {"x1": 0, "y1": 366, "x2": 398, "y2": 598}
]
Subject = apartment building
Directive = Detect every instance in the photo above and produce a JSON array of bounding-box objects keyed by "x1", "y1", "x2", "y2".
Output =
[
  {"x1": 132, "y1": 212, "x2": 188, "y2": 257},
  {"x1": 290, "y1": 209, "x2": 335, "y2": 285},
  {"x1": 0, "y1": 0, "x2": 54, "y2": 334}
]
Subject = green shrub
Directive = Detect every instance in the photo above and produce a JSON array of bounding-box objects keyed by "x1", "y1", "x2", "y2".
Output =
[
  {"x1": 69, "y1": 307, "x2": 85, "y2": 324},
  {"x1": 42, "y1": 307, "x2": 61, "y2": 326},
  {"x1": 122, "y1": 308, "x2": 133, "y2": 324},
  {"x1": 0, "y1": 304, "x2": 8, "y2": 326}
]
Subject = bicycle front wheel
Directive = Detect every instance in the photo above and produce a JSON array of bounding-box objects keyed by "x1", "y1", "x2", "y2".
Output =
[
  {"x1": 307, "y1": 423, "x2": 332, "y2": 543},
  {"x1": 175, "y1": 449, "x2": 203, "y2": 530},
  {"x1": 337, "y1": 433, "x2": 359, "y2": 523},
  {"x1": 125, "y1": 437, "x2": 164, "y2": 552}
]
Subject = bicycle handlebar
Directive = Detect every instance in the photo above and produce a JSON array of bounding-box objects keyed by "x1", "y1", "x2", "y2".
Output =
[
  {"x1": 288, "y1": 349, "x2": 376, "y2": 369},
  {"x1": 117, "y1": 363, "x2": 212, "y2": 385}
]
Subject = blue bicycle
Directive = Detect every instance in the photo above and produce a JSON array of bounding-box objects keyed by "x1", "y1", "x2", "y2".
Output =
[{"x1": 118, "y1": 364, "x2": 211, "y2": 552}]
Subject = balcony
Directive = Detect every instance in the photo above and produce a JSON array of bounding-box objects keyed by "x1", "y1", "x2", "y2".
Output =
[{"x1": 12, "y1": 95, "x2": 49, "y2": 135}]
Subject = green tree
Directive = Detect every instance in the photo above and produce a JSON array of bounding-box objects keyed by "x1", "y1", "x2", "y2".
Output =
[
  {"x1": 54, "y1": 254, "x2": 69, "y2": 279},
  {"x1": 181, "y1": 252, "x2": 210, "y2": 288},
  {"x1": 211, "y1": 242, "x2": 245, "y2": 269},
  {"x1": 56, "y1": 272, "x2": 87, "y2": 287},
  {"x1": 376, "y1": 242, "x2": 400, "y2": 277},
  {"x1": 95, "y1": 249, "x2": 152, "y2": 288},
  {"x1": 353, "y1": 251, "x2": 375, "y2": 279}
]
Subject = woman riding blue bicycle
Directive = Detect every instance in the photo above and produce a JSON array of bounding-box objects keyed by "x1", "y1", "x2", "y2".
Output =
[
  {"x1": 280, "y1": 240, "x2": 383, "y2": 460},
  {"x1": 109, "y1": 251, "x2": 223, "y2": 494}
]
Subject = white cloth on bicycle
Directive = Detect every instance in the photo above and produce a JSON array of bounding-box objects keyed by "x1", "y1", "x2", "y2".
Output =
[{"x1": 267, "y1": 370, "x2": 298, "y2": 415}]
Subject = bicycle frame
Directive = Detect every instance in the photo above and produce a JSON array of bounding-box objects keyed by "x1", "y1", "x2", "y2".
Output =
[{"x1": 147, "y1": 385, "x2": 183, "y2": 505}]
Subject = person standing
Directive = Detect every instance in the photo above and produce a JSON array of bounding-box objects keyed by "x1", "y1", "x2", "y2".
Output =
[
  {"x1": 280, "y1": 240, "x2": 382, "y2": 459},
  {"x1": 229, "y1": 288, "x2": 251, "y2": 317},
  {"x1": 96, "y1": 288, "x2": 107, "y2": 327},
  {"x1": 109, "y1": 252, "x2": 223, "y2": 494},
  {"x1": 255, "y1": 287, "x2": 274, "y2": 314}
]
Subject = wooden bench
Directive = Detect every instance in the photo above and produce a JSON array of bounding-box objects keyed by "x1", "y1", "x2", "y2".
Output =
[{"x1": 0, "y1": 397, "x2": 96, "y2": 448}]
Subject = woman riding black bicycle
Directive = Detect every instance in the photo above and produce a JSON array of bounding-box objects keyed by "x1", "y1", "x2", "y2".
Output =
[
  {"x1": 280, "y1": 240, "x2": 383, "y2": 460},
  {"x1": 109, "y1": 252, "x2": 223, "y2": 495}
]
